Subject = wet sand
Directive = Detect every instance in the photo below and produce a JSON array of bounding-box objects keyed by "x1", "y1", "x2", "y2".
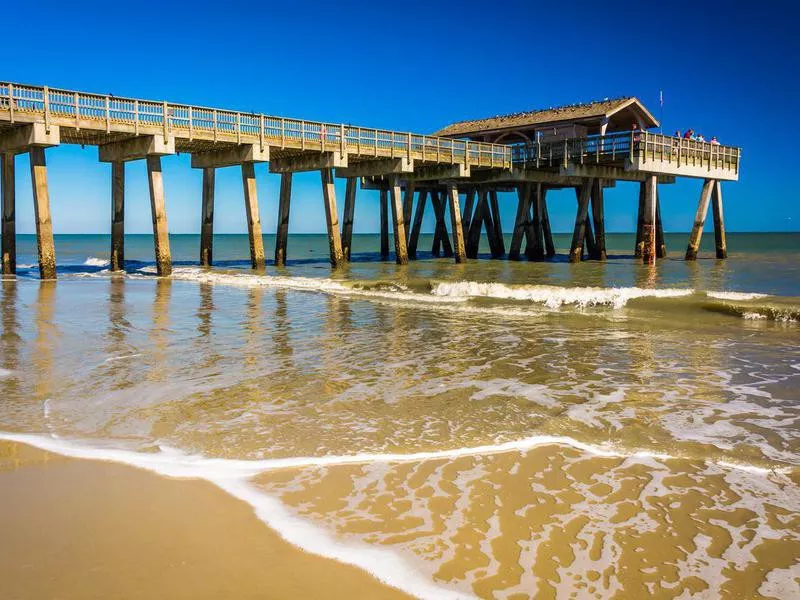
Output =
[{"x1": 0, "y1": 441, "x2": 407, "y2": 600}]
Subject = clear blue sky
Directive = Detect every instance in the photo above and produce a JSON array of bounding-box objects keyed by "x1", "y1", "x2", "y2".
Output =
[{"x1": 4, "y1": 0, "x2": 798, "y2": 234}]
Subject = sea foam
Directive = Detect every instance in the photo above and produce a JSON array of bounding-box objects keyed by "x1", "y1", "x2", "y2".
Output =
[
  {"x1": 83, "y1": 257, "x2": 111, "y2": 267},
  {"x1": 431, "y1": 281, "x2": 694, "y2": 309}
]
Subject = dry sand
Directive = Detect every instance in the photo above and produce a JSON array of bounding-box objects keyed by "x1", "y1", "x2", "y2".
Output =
[{"x1": 0, "y1": 440, "x2": 408, "y2": 600}]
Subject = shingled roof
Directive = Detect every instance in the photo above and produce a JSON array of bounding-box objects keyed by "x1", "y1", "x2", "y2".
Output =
[{"x1": 434, "y1": 97, "x2": 658, "y2": 137}]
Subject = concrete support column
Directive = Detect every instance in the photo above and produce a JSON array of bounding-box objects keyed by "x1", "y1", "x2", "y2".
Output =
[
  {"x1": 568, "y1": 180, "x2": 594, "y2": 263},
  {"x1": 146, "y1": 155, "x2": 172, "y2": 276},
  {"x1": 241, "y1": 162, "x2": 266, "y2": 271},
  {"x1": 379, "y1": 187, "x2": 389, "y2": 259},
  {"x1": 200, "y1": 167, "x2": 215, "y2": 266},
  {"x1": 29, "y1": 147, "x2": 56, "y2": 279},
  {"x1": 685, "y1": 179, "x2": 714, "y2": 261},
  {"x1": 590, "y1": 178, "x2": 607, "y2": 261},
  {"x1": 642, "y1": 175, "x2": 658, "y2": 265},
  {"x1": 320, "y1": 168, "x2": 344, "y2": 268},
  {"x1": 447, "y1": 184, "x2": 466, "y2": 263},
  {"x1": 388, "y1": 177, "x2": 409, "y2": 265},
  {"x1": 1, "y1": 153, "x2": 15, "y2": 275},
  {"x1": 527, "y1": 183, "x2": 545, "y2": 260},
  {"x1": 466, "y1": 189, "x2": 487, "y2": 259},
  {"x1": 712, "y1": 181, "x2": 727, "y2": 259},
  {"x1": 110, "y1": 161, "x2": 125, "y2": 271},
  {"x1": 461, "y1": 188, "x2": 476, "y2": 241},
  {"x1": 341, "y1": 177, "x2": 356, "y2": 261},
  {"x1": 275, "y1": 172, "x2": 293, "y2": 266}
]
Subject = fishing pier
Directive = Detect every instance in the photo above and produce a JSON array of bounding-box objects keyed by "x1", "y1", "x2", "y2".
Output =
[{"x1": 0, "y1": 83, "x2": 741, "y2": 279}]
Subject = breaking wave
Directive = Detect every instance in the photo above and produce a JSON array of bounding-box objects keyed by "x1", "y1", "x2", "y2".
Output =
[{"x1": 83, "y1": 257, "x2": 110, "y2": 267}]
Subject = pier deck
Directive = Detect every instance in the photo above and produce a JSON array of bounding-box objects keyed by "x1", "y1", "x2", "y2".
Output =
[{"x1": 0, "y1": 82, "x2": 741, "y2": 278}]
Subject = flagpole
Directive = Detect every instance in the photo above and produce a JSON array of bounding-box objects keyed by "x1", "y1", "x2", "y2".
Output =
[{"x1": 659, "y1": 90, "x2": 664, "y2": 134}]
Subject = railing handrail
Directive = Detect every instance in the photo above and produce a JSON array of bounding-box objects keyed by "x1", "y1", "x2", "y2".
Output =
[{"x1": 0, "y1": 81, "x2": 513, "y2": 168}]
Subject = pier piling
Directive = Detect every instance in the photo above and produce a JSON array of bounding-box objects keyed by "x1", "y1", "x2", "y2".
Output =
[
  {"x1": 379, "y1": 187, "x2": 389, "y2": 259},
  {"x1": 447, "y1": 184, "x2": 466, "y2": 263},
  {"x1": 590, "y1": 179, "x2": 607, "y2": 260},
  {"x1": 408, "y1": 189, "x2": 427, "y2": 260},
  {"x1": 509, "y1": 183, "x2": 531, "y2": 261},
  {"x1": 241, "y1": 162, "x2": 266, "y2": 271},
  {"x1": 489, "y1": 190, "x2": 505, "y2": 257},
  {"x1": 1, "y1": 153, "x2": 15, "y2": 275},
  {"x1": 642, "y1": 175, "x2": 658, "y2": 265},
  {"x1": 340, "y1": 177, "x2": 355, "y2": 262},
  {"x1": 320, "y1": 168, "x2": 345, "y2": 268},
  {"x1": 685, "y1": 179, "x2": 715, "y2": 260},
  {"x1": 200, "y1": 167, "x2": 215, "y2": 267},
  {"x1": 110, "y1": 161, "x2": 125, "y2": 271},
  {"x1": 655, "y1": 192, "x2": 666, "y2": 259},
  {"x1": 432, "y1": 191, "x2": 453, "y2": 258},
  {"x1": 569, "y1": 180, "x2": 594, "y2": 263},
  {"x1": 402, "y1": 181, "x2": 415, "y2": 243},
  {"x1": 528, "y1": 183, "x2": 545, "y2": 260},
  {"x1": 275, "y1": 172, "x2": 293, "y2": 266},
  {"x1": 146, "y1": 155, "x2": 172, "y2": 277},
  {"x1": 388, "y1": 177, "x2": 409, "y2": 265},
  {"x1": 635, "y1": 182, "x2": 646, "y2": 258},
  {"x1": 30, "y1": 147, "x2": 56, "y2": 279},
  {"x1": 712, "y1": 181, "x2": 727, "y2": 259}
]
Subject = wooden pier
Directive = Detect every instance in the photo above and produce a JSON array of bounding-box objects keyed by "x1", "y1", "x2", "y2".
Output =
[{"x1": 0, "y1": 83, "x2": 740, "y2": 278}]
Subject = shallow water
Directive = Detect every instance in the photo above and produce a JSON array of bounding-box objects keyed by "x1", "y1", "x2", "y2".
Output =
[{"x1": 2, "y1": 232, "x2": 799, "y2": 598}]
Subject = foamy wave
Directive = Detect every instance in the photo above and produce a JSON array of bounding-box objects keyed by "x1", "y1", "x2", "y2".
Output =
[
  {"x1": 432, "y1": 282, "x2": 694, "y2": 309},
  {"x1": 707, "y1": 291, "x2": 768, "y2": 301},
  {"x1": 167, "y1": 267, "x2": 466, "y2": 305},
  {"x1": 0, "y1": 368, "x2": 13, "y2": 379},
  {"x1": 83, "y1": 257, "x2": 110, "y2": 267}
]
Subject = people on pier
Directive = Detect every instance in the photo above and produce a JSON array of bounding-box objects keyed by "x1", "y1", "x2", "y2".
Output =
[
  {"x1": 710, "y1": 136, "x2": 720, "y2": 145},
  {"x1": 696, "y1": 134, "x2": 706, "y2": 142},
  {"x1": 683, "y1": 129, "x2": 694, "y2": 140},
  {"x1": 674, "y1": 130, "x2": 682, "y2": 138}
]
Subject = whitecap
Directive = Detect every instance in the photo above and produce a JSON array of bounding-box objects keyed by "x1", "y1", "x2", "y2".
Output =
[
  {"x1": 706, "y1": 291, "x2": 768, "y2": 301},
  {"x1": 83, "y1": 257, "x2": 110, "y2": 267},
  {"x1": 431, "y1": 281, "x2": 694, "y2": 309}
]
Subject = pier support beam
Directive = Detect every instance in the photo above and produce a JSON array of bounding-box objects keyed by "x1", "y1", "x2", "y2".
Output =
[
  {"x1": 509, "y1": 183, "x2": 530, "y2": 261},
  {"x1": 466, "y1": 189, "x2": 488, "y2": 259},
  {"x1": 380, "y1": 187, "x2": 389, "y2": 259},
  {"x1": 241, "y1": 162, "x2": 266, "y2": 271},
  {"x1": 541, "y1": 187, "x2": 555, "y2": 257},
  {"x1": 635, "y1": 182, "x2": 646, "y2": 258},
  {"x1": 655, "y1": 192, "x2": 666, "y2": 259},
  {"x1": 146, "y1": 156, "x2": 172, "y2": 276},
  {"x1": 642, "y1": 175, "x2": 658, "y2": 265},
  {"x1": 461, "y1": 188, "x2": 476, "y2": 241},
  {"x1": 408, "y1": 189, "x2": 427, "y2": 260},
  {"x1": 569, "y1": 180, "x2": 594, "y2": 263},
  {"x1": 447, "y1": 184, "x2": 466, "y2": 263},
  {"x1": 1, "y1": 153, "x2": 15, "y2": 275},
  {"x1": 320, "y1": 168, "x2": 344, "y2": 268},
  {"x1": 489, "y1": 190, "x2": 505, "y2": 257},
  {"x1": 527, "y1": 183, "x2": 545, "y2": 260},
  {"x1": 275, "y1": 172, "x2": 293, "y2": 267},
  {"x1": 110, "y1": 161, "x2": 125, "y2": 271},
  {"x1": 30, "y1": 147, "x2": 56, "y2": 279},
  {"x1": 431, "y1": 191, "x2": 453, "y2": 258},
  {"x1": 403, "y1": 181, "x2": 415, "y2": 243},
  {"x1": 200, "y1": 167, "x2": 215, "y2": 266},
  {"x1": 712, "y1": 181, "x2": 727, "y2": 259},
  {"x1": 590, "y1": 179, "x2": 607, "y2": 261},
  {"x1": 388, "y1": 177, "x2": 409, "y2": 265},
  {"x1": 341, "y1": 177, "x2": 356, "y2": 262},
  {"x1": 685, "y1": 179, "x2": 714, "y2": 261}
]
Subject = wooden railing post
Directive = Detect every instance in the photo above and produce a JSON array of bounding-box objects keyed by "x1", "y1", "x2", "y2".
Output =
[
  {"x1": 8, "y1": 83, "x2": 14, "y2": 123},
  {"x1": 163, "y1": 101, "x2": 168, "y2": 138},
  {"x1": 43, "y1": 86, "x2": 50, "y2": 133},
  {"x1": 213, "y1": 109, "x2": 218, "y2": 142},
  {"x1": 105, "y1": 95, "x2": 110, "y2": 133},
  {"x1": 341, "y1": 124, "x2": 346, "y2": 155},
  {"x1": 74, "y1": 92, "x2": 80, "y2": 130},
  {"x1": 189, "y1": 107, "x2": 194, "y2": 141},
  {"x1": 134, "y1": 100, "x2": 139, "y2": 135},
  {"x1": 408, "y1": 132, "x2": 412, "y2": 161},
  {"x1": 236, "y1": 112, "x2": 241, "y2": 144}
]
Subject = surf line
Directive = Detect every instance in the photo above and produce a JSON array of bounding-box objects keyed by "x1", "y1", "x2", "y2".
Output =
[{"x1": 0, "y1": 431, "x2": 785, "y2": 480}]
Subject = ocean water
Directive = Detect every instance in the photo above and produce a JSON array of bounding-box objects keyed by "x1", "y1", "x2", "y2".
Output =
[{"x1": 2, "y1": 232, "x2": 800, "y2": 598}]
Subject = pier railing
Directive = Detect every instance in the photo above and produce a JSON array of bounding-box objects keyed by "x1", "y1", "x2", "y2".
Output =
[
  {"x1": 0, "y1": 82, "x2": 513, "y2": 169},
  {"x1": 512, "y1": 131, "x2": 740, "y2": 174}
]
